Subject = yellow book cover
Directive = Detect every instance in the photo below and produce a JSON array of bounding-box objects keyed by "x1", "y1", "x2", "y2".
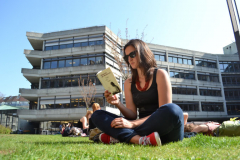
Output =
[{"x1": 96, "y1": 67, "x2": 122, "y2": 95}]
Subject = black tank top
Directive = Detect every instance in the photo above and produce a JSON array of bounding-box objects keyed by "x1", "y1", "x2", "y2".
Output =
[{"x1": 131, "y1": 69, "x2": 159, "y2": 119}]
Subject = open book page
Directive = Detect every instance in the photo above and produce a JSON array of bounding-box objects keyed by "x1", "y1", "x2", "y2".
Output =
[{"x1": 96, "y1": 67, "x2": 122, "y2": 95}]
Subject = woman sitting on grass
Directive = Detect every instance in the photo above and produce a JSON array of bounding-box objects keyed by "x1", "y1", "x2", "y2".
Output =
[
  {"x1": 91, "y1": 39, "x2": 184, "y2": 146},
  {"x1": 78, "y1": 110, "x2": 93, "y2": 135}
]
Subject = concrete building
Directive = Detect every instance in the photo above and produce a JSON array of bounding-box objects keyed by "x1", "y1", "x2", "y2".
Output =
[{"x1": 19, "y1": 26, "x2": 240, "y2": 132}]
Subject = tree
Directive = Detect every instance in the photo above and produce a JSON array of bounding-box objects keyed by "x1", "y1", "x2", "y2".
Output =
[
  {"x1": 0, "y1": 92, "x2": 4, "y2": 99},
  {"x1": 78, "y1": 75, "x2": 96, "y2": 111}
]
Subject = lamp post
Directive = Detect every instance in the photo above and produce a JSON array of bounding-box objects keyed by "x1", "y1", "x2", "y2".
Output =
[{"x1": 227, "y1": 0, "x2": 240, "y2": 60}]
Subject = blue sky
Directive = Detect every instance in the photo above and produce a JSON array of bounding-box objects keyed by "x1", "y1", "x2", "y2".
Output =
[{"x1": 0, "y1": 0, "x2": 238, "y2": 97}]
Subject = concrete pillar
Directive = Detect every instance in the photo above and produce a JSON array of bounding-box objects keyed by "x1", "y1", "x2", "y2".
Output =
[
  {"x1": 165, "y1": 51, "x2": 168, "y2": 62},
  {"x1": 199, "y1": 101, "x2": 202, "y2": 112},
  {"x1": 216, "y1": 56, "x2": 227, "y2": 115},
  {"x1": 37, "y1": 97, "x2": 40, "y2": 110},
  {"x1": 43, "y1": 41, "x2": 45, "y2": 51},
  {"x1": 193, "y1": 55, "x2": 196, "y2": 66},
  {"x1": 197, "y1": 86, "x2": 200, "y2": 96},
  {"x1": 40, "y1": 59, "x2": 43, "y2": 69}
]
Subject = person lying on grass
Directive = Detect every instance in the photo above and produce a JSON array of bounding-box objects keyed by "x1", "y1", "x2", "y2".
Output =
[
  {"x1": 184, "y1": 117, "x2": 240, "y2": 137},
  {"x1": 91, "y1": 39, "x2": 184, "y2": 146}
]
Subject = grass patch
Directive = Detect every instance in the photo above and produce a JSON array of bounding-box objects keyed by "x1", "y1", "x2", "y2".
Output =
[{"x1": 0, "y1": 134, "x2": 240, "y2": 159}]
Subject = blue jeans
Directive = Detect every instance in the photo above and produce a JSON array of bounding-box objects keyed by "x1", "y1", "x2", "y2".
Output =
[{"x1": 91, "y1": 103, "x2": 184, "y2": 144}]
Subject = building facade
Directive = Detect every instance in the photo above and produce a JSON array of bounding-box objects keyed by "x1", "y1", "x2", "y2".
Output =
[{"x1": 19, "y1": 26, "x2": 240, "y2": 130}]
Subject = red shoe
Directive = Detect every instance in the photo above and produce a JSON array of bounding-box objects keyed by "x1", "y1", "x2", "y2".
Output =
[
  {"x1": 139, "y1": 132, "x2": 161, "y2": 146},
  {"x1": 99, "y1": 133, "x2": 119, "y2": 144}
]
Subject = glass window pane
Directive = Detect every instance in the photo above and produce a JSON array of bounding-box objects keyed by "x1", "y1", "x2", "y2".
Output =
[
  {"x1": 175, "y1": 72, "x2": 179, "y2": 78},
  {"x1": 41, "y1": 80, "x2": 50, "y2": 88},
  {"x1": 64, "y1": 79, "x2": 71, "y2": 87},
  {"x1": 154, "y1": 55, "x2": 160, "y2": 61},
  {"x1": 183, "y1": 59, "x2": 188, "y2": 65},
  {"x1": 43, "y1": 62, "x2": 50, "y2": 69},
  {"x1": 59, "y1": 60, "x2": 65, "y2": 68},
  {"x1": 188, "y1": 59, "x2": 192, "y2": 65},
  {"x1": 89, "y1": 41, "x2": 95, "y2": 46},
  {"x1": 81, "y1": 42, "x2": 88, "y2": 47},
  {"x1": 168, "y1": 57, "x2": 173, "y2": 63},
  {"x1": 60, "y1": 44, "x2": 66, "y2": 49},
  {"x1": 73, "y1": 59, "x2": 80, "y2": 67},
  {"x1": 170, "y1": 72, "x2": 175, "y2": 78},
  {"x1": 196, "y1": 60, "x2": 201, "y2": 66},
  {"x1": 72, "y1": 78, "x2": 78, "y2": 87},
  {"x1": 51, "y1": 61, "x2": 57, "y2": 69},
  {"x1": 173, "y1": 57, "x2": 177, "y2": 63},
  {"x1": 96, "y1": 40, "x2": 103, "y2": 45},
  {"x1": 74, "y1": 43, "x2": 81, "y2": 47},
  {"x1": 88, "y1": 57, "x2": 95, "y2": 65},
  {"x1": 178, "y1": 58, "x2": 183, "y2": 64},
  {"x1": 50, "y1": 79, "x2": 55, "y2": 88},
  {"x1": 160, "y1": 55, "x2": 165, "y2": 61},
  {"x1": 81, "y1": 58, "x2": 88, "y2": 66},
  {"x1": 66, "y1": 43, "x2": 73, "y2": 48},
  {"x1": 96, "y1": 56, "x2": 103, "y2": 64},
  {"x1": 58, "y1": 79, "x2": 64, "y2": 88},
  {"x1": 203, "y1": 61, "x2": 207, "y2": 67},
  {"x1": 45, "y1": 46, "x2": 52, "y2": 51},
  {"x1": 52, "y1": 45, "x2": 59, "y2": 50},
  {"x1": 66, "y1": 59, "x2": 72, "y2": 67},
  {"x1": 179, "y1": 72, "x2": 184, "y2": 78}
]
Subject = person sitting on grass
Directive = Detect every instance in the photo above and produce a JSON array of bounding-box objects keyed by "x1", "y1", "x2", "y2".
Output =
[
  {"x1": 89, "y1": 103, "x2": 101, "y2": 131},
  {"x1": 91, "y1": 39, "x2": 184, "y2": 146},
  {"x1": 78, "y1": 110, "x2": 93, "y2": 135},
  {"x1": 61, "y1": 124, "x2": 65, "y2": 134}
]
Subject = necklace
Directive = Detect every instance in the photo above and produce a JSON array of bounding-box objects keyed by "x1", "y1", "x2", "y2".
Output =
[{"x1": 136, "y1": 76, "x2": 149, "y2": 91}]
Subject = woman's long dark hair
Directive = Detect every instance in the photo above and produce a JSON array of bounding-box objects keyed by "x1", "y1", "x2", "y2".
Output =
[{"x1": 123, "y1": 39, "x2": 157, "y2": 83}]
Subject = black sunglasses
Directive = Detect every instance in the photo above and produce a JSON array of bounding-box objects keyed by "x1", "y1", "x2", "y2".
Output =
[{"x1": 124, "y1": 51, "x2": 137, "y2": 62}]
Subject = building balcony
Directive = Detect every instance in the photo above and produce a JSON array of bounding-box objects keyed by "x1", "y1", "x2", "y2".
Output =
[
  {"x1": 172, "y1": 94, "x2": 224, "y2": 102},
  {"x1": 22, "y1": 64, "x2": 105, "y2": 83},
  {"x1": 24, "y1": 44, "x2": 106, "y2": 66},
  {"x1": 17, "y1": 106, "x2": 120, "y2": 121},
  {"x1": 19, "y1": 86, "x2": 105, "y2": 101}
]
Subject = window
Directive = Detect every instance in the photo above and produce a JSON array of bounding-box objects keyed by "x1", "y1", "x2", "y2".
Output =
[
  {"x1": 58, "y1": 60, "x2": 65, "y2": 68},
  {"x1": 172, "y1": 86, "x2": 197, "y2": 95},
  {"x1": 224, "y1": 88, "x2": 240, "y2": 100},
  {"x1": 73, "y1": 59, "x2": 80, "y2": 67},
  {"x1": 153, "y1": 52, "x2": 165, "y2": 61},
  {"x1": 222, "y1": 74, "x2": 240, "y2": 86},
  {"x1": 43, "y1": 62, "x2": 51, "y2": 69},
  {"x1": 227, "y1": 103, "x2": 240, "y2": 115},
  {"x1": 219, "y1": 61, "x2": 240, "y2": 72},
  {"x1": 199, "y1": 88, "x2": 221, "y2": 97},
  {"x1": 201, "y1": 102, "x2": 224, "y2": 112},
  {"x1": 170, "y1": 70, "x2": 195, "y2": 80},
  {"x1": 51, "y1": 61, "x2": 57, "y2": 69},
  {"x1": 173, "y1": 101, "x2": 199, "y2": 111},
  {"x1": 168, "y1": 54, "x2": 192, "y2": 65},
  {"x1": 195, "y1": 59, "x2": 217, "y2": 68},
  {"x1": 198, "y1": 73, "x2": 219, "y2": 82}
]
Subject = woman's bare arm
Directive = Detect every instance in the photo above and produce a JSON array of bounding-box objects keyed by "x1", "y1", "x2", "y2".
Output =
[{"x1": 156, "y1": 69, "x2": 172, "y2": 106}]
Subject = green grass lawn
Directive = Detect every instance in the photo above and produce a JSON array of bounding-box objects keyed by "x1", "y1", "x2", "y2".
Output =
[{"x1": 0, "y1": 134, "x2": 240, "y2": 160}]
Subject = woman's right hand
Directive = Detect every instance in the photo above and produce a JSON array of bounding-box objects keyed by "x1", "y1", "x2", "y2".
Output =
[{"x1": 104, "y1": 90, "x2": 119, "y2": 106}]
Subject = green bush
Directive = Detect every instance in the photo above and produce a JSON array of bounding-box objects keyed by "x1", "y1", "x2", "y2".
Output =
[{"x1": 0, "y1": 125, "x2": 12, "y2": 134}]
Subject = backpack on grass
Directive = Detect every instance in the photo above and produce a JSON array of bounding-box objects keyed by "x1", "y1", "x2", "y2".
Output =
[{"x1": 216, "y1": 120, "x2": 240, "y2": 137}]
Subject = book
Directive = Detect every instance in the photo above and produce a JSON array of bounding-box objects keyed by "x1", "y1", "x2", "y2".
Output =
[{"x1": 96, "y1": 67, "x2": 122, "y2": 95}]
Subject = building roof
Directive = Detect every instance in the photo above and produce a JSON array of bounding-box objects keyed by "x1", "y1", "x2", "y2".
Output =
[
  {"x1": 0, "y1": 105, "x2": 20, "y2": 110},
  {"x1": 0, "y1": 95, "x2": 29, "y2": 103}
]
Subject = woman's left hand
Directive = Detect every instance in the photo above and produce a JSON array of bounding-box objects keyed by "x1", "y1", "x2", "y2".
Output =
[{"x1": 111, "y1": 117, "x2": 134, "y2": 129}]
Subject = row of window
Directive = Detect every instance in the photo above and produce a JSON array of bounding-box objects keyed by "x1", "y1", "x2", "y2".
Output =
[
  {"x1": 170, "y1": 71, "x2": 195, "y2": 80},
  {"x1": 168, "y1": 56, "x2": 192, "y2": 65},
  {"x1": 174, "y1": 101, "x2": 223, "y2": 111},
  {"x1": 199, "y1": 89, "x2": 221, "y2": 97},
  {"x1": 43, "y1": 54, "x2": 104, "y2": 69},
  {"x1": 197, "y1": 73, "x2": 219, "y2": 82},
  {"x1": 201, "y1": 102, "x2": 224, "y2": 111},
  {"x1": 195, "y1": 60, "x2": 217, "y2": 68},
  {"x1": 224, "y1": 89, "x2": 240, "y2": 100},
  {"x1": 40, "y1": 97, "x2": 104, "y2": 109},
  {"x1": 45, "y1": 40, "x2": 104, "y2": 51},
  {"x1": 170, "y1": 71, "x2": 219, "y2": 82},
  {"x1": 172, "y1": 87, "x2": 197, "y2": 95},
  {"x1": 227, "y1": 103, "x2": 240, "y2": 115},
  {"x1": 41, "y1": 75, "x2": 101, "y2": 89},
  {"x1": 222, "y1": 75, "x2": 240, "y2": 86},
  {"x1": 219, "y1": 61, "x2": 240, "y2": 73}
]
